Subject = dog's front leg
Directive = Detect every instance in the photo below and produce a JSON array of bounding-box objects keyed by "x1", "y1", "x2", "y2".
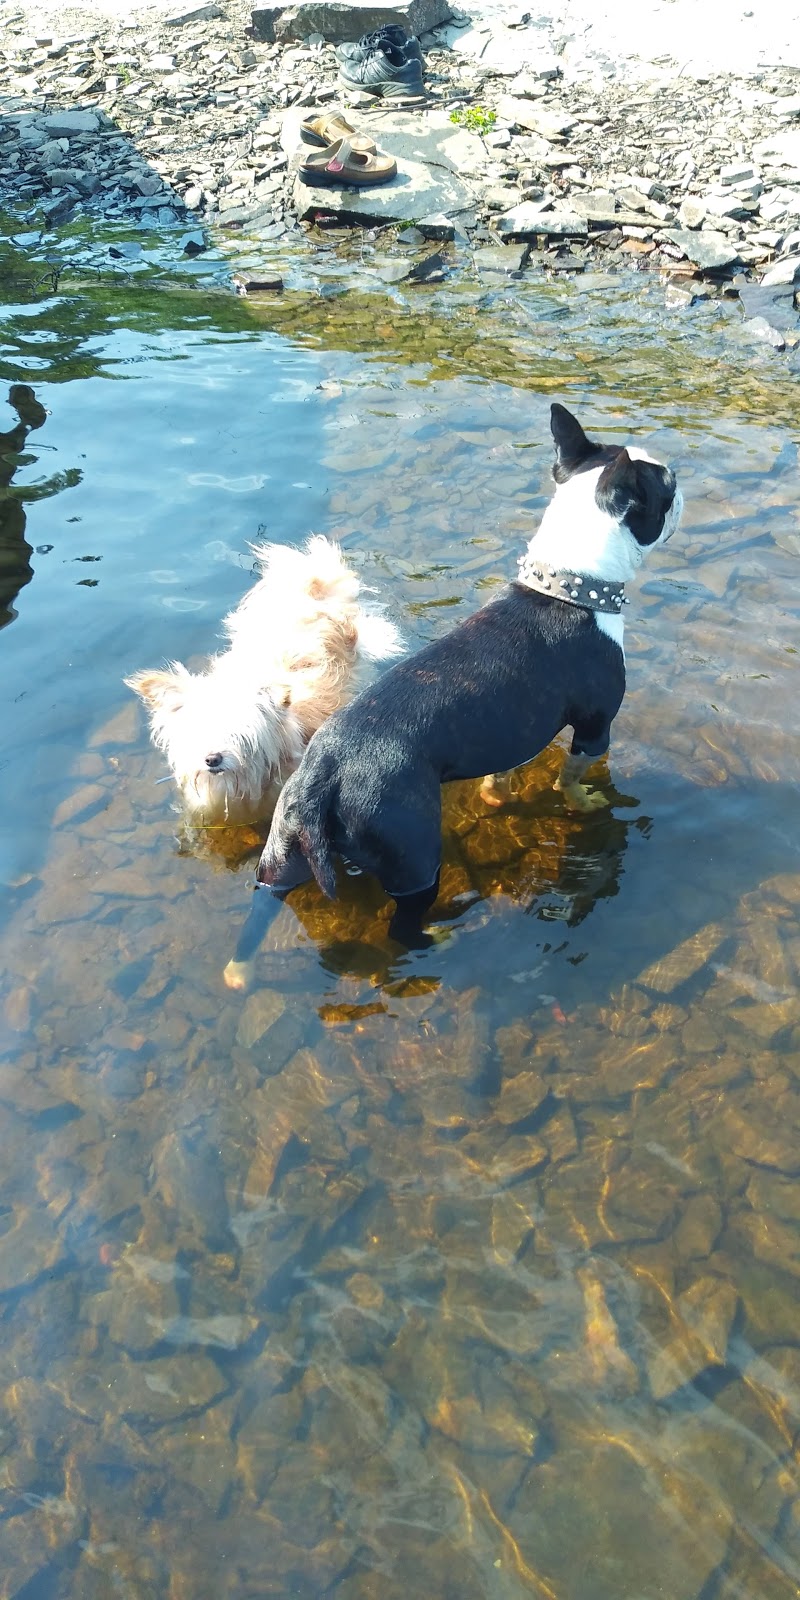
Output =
[
  {"x1": 388, "y1": 871, "x2": 441, "y2": 949},
  {"x1": 223, "y1": 885, "x2": 291, "y2": 991},
  {"x1": 554, "y1": 750, "x2": 610, "y2": 813}
]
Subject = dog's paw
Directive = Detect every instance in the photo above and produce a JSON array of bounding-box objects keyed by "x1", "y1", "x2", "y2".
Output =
[
  {"x1": 480, "y1": 781, "x2": 504, "y2": 808},
  {"x1": 223, "y1": 958, "x2": 251, "y2": 992},
  {"x1": 556, "y1": 781, "x2": 610, "y2": 813}
]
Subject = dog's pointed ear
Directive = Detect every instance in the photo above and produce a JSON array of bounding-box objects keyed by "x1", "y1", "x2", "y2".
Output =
[
  {"x1": 124, "y1": 666, "x2": 188, "y2": 712},
  {"x1": 550, "y1": 403, "x2": 602, "y2": 480}
]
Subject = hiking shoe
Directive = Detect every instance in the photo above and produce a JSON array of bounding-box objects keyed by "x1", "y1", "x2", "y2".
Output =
[
  {"x1": 337, "y1": 44, "x2": 425, "y2": 99},
  {"x1": 336, "y1": 25, "x2": 423, "y2": 64}
]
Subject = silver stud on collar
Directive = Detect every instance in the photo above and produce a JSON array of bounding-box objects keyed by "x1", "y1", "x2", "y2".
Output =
[{"x1": 516, "y1": 555, "x2": 627, "y2": 613}]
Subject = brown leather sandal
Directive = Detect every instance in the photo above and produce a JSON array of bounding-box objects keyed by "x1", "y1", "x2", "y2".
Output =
[
  {"x1": 299, "y1": 112, "x2": 376, "y2": 151},
  {"x1": 298, "y1": 137, "x2": 397, "y2": 187}
]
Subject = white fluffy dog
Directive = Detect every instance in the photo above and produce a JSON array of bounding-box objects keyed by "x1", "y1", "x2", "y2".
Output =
[{"x1": 126, "y1": 536, "x2": 403, "y2": 825}]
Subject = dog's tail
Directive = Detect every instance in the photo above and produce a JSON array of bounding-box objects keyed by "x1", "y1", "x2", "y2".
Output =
[{"x1": 257, "y1": 766, "x2": 337, "y2": 900}]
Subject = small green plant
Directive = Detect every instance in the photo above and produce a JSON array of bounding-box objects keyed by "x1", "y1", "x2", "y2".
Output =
[{"x1": 449, "y1": 106, "x2": 496, "y2": 136}]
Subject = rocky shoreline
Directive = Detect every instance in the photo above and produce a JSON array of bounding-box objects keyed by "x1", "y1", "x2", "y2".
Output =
[{"x1": 0, "y1": 0, "x2": 799, "y2": 345}]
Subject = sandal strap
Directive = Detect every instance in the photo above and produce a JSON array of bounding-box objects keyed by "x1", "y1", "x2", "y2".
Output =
[{"x1": 326, "y1": 136, "x2": 357, "y2": 173}]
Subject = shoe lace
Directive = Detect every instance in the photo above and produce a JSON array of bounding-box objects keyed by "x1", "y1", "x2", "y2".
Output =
[{"x1": 358, "y1": 24, "x2": 406, "y2": 49}]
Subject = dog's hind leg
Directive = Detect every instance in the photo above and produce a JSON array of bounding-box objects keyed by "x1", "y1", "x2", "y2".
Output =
[{"x1": 479, "y1": 770, "x2": 511, "y2": 808}]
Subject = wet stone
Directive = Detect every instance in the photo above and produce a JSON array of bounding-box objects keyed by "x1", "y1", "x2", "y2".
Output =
[
  {"x1": 430, "y1": 1391, "x2": 537, "y2": 1456},
  {"x1": 151, "y1": 1127, "x2": 232, "y2": 1253},
  {"x1": 746, "y1": 315, "x2": 788, "y2": 350},
  {"x1": 416, "y1": 212, "x2": 456, "y2": 240},
  {"x1": 495, "y1": 1069, "x2": 548, "y2": 1125},
  {"x1": 473, "y1": 243, "x2": 530, "y2": 276},
  {"x1": 490, "y1": 1190, "x2": 535, "y2": 1260},
  {"x1": 604, "y1": 1156, "x2": 682, "y2": 1241},
  {"x1": 637, "y1": 921, "x2": 726, "y2": 994},
  {"x1": 104, "y1": 1269, "x2": 181, "y2": 1356},
  {"x1": 236, "y1": 988, "x2": 287, "y2": 1049},
  {"x1": 578, "y1": 1267, "x2": 639, "y2": 1395},
  {"x1": 508, "y1": 1434, "x2": 731, "y2": 1600},
  {"x1": 154, "y1": 1400, "x2": 237, "y2": 1517},
  {"x1": 674, "y1": 1193, "x2": 723, "y2": 1260},
  {"x1": 0, "y1": 1207, "x2": 61, "y2": 1293},
  {"x1": 109, "y1": 1352, "x2": 227, "y2": 1425},
  {"x1": 678, "y1": 1275, "x2": 738, "y2": 1364}
]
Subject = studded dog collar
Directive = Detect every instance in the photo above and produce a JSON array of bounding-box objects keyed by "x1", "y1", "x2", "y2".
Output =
[{"x1": 516, "y1": 553, "x2": 628, "y2": 613}]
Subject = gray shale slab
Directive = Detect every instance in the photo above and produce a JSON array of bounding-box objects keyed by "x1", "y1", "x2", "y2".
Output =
[
  {"x1": 253, "y1": 0, "x2": 452, "y2": 43},
  {"x1": 660, "y1": 229, "x2": 742, "y2": 272},
  {"x1": 474, "y1": 243, "x2": 530, "y2": 275},
  {"x1": 287, "y1": 107, "x2": 479, "y2": 226},
  {"x1": 496, "y1": 201, "x2": 588, "y2": 240}
]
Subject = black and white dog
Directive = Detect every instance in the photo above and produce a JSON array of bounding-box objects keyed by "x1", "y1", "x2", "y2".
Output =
[{"x1": 225, "y1": 404, "x2": 682, "y2": 984}]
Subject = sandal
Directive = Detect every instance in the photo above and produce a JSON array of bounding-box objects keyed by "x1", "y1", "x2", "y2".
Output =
[
  {"x1": 299, "y1": 112, "x2": 375, "y2": 151},
  {"x1": 298, "y1": 137, "x2": 397, "y2": 188}
]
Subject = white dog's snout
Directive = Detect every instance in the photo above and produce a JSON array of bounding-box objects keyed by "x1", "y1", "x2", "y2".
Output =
[{"x1": 205, "y1": 752, "x2": 224, "y2": 770}]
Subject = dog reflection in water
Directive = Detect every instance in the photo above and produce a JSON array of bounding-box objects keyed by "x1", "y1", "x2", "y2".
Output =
[{"x1": 1, "y1": 384, "x2": 49, "y2": 630}]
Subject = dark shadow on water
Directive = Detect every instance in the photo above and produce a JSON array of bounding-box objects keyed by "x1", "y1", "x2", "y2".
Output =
[{"x1": 0, "y1": 382, "x2": 71, "y2": 628}]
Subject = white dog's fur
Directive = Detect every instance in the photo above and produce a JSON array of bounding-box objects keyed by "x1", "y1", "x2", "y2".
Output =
[{"x1": 126, "y1": 536, "x2": 403, "y2": 824}]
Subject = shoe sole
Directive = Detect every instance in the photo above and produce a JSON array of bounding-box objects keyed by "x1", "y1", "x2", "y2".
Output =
[
  {"x1": 298, "y1": 166, "x2": 398, "y2": 187},
  {"x1": 337, "y1": 74, "x2": 426, "y2": 100}
]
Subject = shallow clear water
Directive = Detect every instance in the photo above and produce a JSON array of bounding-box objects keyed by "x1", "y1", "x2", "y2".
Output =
[{"x1": 1, "y1": 228, "x2": 800, "y2": 1599}]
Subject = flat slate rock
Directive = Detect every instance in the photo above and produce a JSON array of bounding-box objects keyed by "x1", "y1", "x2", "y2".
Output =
[
  {"x1": 661, "y1": 229, "x2": 741, "y2": 271},
  {"x1": 496, "y1": 201, "x2": 588, "y2": 239},
  {"x1": 379, "y1": 249, "x2": 446, "y2": 282},
  {"x1": 288, "y1": 108, "x2": 477, "y2": 226},
  {"x1": 168, "y1": 1, "x2": 223, "y2": 21},
  {"x1": 42, "y1": 111, "x2": 100, "y2": 136},
  {"x1": 735, "y1": 275, "x2": 799, "y2": 333},
  {"x1": 761, "y1": 255, "x2": 800, "y2": 286},
  {"x1": 474, "y1": 243, "x2": 530, "y2": 274},
  {"x1": 416, "y1": 212, "x2": 456, "y2": 240},
  {"x1": 253, "y1": 0, "x2": 452, "y2": 42}
]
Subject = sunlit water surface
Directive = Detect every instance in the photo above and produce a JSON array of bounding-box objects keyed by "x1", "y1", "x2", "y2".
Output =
[{"x1": 1, "y1": 233, "x2": 800, "y2": 1600}]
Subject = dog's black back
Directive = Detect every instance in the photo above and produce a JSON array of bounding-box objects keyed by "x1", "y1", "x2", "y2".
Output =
[{"x1": 260, "y1": 581, "x2": 624, "y2": 900}]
